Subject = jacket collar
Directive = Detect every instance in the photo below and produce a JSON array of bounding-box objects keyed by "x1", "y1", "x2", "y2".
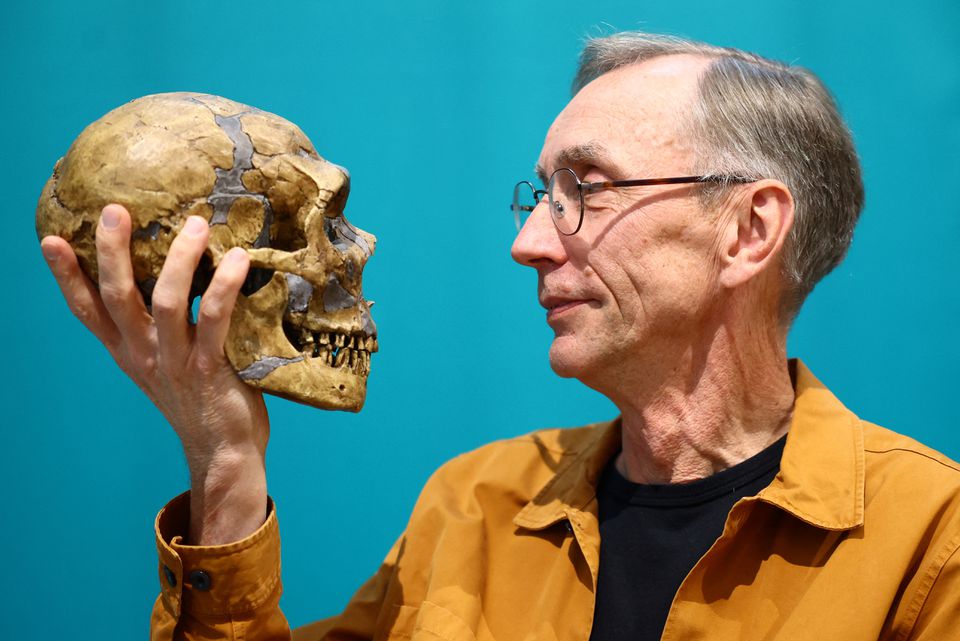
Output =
[
  {"x1": 757, "y1": 360, "x2": 865, "y2": 530},
  {"x1": 513, "y1": 359, "x2": 865, "y2": 532},
  {"x1": 513, "y1": 417, "x2": 621, "y2": 531}
]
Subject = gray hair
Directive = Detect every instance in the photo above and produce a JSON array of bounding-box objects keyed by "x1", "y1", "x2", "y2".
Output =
[{"x1": 574, "y1": 33, "x2": 865, "y2": 320}]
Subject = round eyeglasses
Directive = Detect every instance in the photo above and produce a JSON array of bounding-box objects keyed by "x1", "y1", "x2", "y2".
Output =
[{"x1": 511, "y1": 168, "x2": 757, "y2": 236}]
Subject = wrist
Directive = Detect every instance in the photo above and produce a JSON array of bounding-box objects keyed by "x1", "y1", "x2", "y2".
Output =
[{"x1": 187, "y1": 446, "x2": 268, "y2": 545}]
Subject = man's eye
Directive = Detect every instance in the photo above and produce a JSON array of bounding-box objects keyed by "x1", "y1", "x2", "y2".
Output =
[{"x1": 584, "y1": 189, "x2": 623, "y2": 211}]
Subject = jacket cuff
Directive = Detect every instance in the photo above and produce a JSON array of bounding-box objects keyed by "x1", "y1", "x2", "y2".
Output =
[{"x1": 154, "y1": 491, "x2": 281, "y2": 619}]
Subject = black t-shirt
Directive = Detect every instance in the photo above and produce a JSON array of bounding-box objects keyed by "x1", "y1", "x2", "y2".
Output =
[{"x1": 588, "y1": 435, "x2": 786, "y2": 641}]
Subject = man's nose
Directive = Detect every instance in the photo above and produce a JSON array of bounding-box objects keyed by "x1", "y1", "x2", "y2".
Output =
[{"x1": 511, "y1": 200, "x2": 567, "y2": 267}]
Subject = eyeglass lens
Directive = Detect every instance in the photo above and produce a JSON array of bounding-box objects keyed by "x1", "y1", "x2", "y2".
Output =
[
  {"x1": 512, "y1": 181, "x2": 539, "y2": 231},
  {"x1": 548, "y1": 168, "x2": 582, "y2": 235}
]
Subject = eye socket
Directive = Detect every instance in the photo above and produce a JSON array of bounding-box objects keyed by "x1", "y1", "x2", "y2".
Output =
[
  {"x1": 270, "y1": 216, "x2": 308, "y2": 252},
  {"x1": 241, "y1": 267, "x2": 275, "y2": 296}
]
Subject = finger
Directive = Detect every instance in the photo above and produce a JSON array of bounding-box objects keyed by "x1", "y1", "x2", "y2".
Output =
[
  {"x1": 94, "y1": 204, "x2": 152, "y2": 342},
  {"x1": 41, "y1": 235, "x2": 122, "y2": 349},
  {"x1": 152, "y1": 215, "x2": 209, "y2": 368},
  {"x1": 195, "y1": 247, "x2": 250, "y2": 359}
]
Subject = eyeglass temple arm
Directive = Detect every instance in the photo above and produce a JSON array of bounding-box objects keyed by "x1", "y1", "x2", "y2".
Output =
[{"x1": 581, "y1": 175, "x2": 756, "y2": 192}]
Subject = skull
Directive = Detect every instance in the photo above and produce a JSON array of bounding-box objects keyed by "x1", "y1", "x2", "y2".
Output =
[{"x1": 36, "y1": 92, "x2": 378, "y2": 411}]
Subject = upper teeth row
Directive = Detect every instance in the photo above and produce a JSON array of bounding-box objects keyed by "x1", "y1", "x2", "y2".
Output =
[{"x1": 299, "y1": 330, "x2": 378, "y2": 352}]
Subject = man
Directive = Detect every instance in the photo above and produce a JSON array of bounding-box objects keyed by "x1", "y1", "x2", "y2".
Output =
[{"x1": 40, "y1": 32, "x2": 960, "y2": 641}]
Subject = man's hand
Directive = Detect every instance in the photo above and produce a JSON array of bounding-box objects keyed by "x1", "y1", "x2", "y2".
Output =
[{"x1": 40, "y1": 204, "x2": 270, "y2": 545}]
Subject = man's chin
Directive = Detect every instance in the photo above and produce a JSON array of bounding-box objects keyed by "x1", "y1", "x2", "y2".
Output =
[
  {"x1": 548, "y1": 340, "x2": 591, "y2": 379},
  {"x1": 547, "y1": 332, "x2": 627, "y2": 385}
]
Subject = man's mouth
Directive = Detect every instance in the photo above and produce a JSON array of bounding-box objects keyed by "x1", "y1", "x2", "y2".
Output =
[{"x1": 541, "y1": 296, "x2": 591, "y2": 320}]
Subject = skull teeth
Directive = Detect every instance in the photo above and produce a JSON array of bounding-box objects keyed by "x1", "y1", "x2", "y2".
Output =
[{"x1": 283, "y1": 324, "x2": 379, "y2": 376}]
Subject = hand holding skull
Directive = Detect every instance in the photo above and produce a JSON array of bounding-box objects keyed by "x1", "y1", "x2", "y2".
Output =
[
  {"x1": 37, "y1": 93, "x2": 379, "y2": 543},
  {"x1": 42, "y1": 204, "x2": 271, "y2": 543}
]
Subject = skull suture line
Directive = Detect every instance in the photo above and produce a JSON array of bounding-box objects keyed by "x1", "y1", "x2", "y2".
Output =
[{"x1": 36, "y1": 92, "x2": 378, "y2": 411}]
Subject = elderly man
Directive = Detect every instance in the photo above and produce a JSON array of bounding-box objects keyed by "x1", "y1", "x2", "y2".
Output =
[{"x1": 41, "y1": 32, "x2": 959, "y2": 641}]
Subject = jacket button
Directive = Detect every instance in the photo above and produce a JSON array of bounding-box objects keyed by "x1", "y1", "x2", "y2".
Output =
[
  {"x1": 162, "y1": 565, "x2": 177, "y2": 588},
  {"x1": 188, "y1": 569, "x2": 212, "y2": 591}
]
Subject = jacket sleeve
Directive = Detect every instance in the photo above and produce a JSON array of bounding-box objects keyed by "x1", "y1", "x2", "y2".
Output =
[
  {"x1": 149, "y1": 492, "x2": 291, "y2": 641},
  {"x1": 150, "y1": 492, "x2": 403, "y2": 641}
]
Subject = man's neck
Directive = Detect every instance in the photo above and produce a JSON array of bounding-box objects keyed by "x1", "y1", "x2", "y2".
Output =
[{"x1": 609, "y1": 317, "x2": 795, "y2": 485}]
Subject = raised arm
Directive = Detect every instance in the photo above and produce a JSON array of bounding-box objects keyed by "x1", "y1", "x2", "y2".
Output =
[
  {"x1": 42, "y1": 204, "x2": 288, "y2": 639},
  {"x1": 43, "y1": 204, "x2": 269, "y2": 543}
]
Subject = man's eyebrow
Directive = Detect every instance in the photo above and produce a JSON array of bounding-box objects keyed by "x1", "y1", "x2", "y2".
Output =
[
  {"x1": 534, "y1": 141, "x2": 611, "y2": 185},
  {"x1": 534, "y1": 164, "x2": 548, "y2": 186}
]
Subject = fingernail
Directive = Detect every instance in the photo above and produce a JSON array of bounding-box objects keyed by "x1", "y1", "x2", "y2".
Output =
[
  {"x1": 185, "y1": 216, "x2": 207, "y2": 236},
  {"x1": 101, "y1": 206, "x2": 120, "y2": 229},
  {"x1": 225, "y1": 247, "x2": 247, "y2": 263},
  {"x1": 41, "y1": 242, "x2": 59, "y2": 263}
]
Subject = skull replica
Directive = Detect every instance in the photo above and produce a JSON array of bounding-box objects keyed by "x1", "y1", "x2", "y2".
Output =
[{"x1": 36, "y1": 92, "x2": 378, "y2": 411}]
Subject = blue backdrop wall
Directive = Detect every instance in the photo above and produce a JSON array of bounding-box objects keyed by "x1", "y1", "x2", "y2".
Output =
[{"x1": 3, "y1": 1, "x2": 958, "y2": 637}]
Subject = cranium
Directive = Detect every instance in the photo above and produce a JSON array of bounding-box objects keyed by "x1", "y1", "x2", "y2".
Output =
[{"x1": 36, "y1": 92, "x2": 378, "y2": 411}]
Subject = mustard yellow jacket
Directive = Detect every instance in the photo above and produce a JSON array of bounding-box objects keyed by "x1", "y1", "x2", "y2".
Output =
[{"x1": 151, "y1": 362, "x2": 960, "y2": 640}]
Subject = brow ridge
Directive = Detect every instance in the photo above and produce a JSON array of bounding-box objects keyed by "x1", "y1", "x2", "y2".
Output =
[{"x1": 535, "y1": 140, "x2": 610, "y2": 184}]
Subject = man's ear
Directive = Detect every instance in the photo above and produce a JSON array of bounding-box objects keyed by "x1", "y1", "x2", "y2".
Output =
[{"x1": 717, "y1": 179, "x2": 794, "y2": 289}]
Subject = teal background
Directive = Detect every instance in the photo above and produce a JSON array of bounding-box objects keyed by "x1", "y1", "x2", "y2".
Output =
[{"x1": 2, "y1": 0, "x2": 958, "y2": 637}]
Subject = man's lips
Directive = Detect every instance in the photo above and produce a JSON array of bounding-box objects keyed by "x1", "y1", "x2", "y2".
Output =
[{"x1": 541, "y1": 296, "x2": 593, "y2": 320}]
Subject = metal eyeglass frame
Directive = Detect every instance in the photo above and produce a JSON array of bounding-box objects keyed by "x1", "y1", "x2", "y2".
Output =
[{"x1": 511, "y1": 167, "x2": 757, "y2": 235}]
